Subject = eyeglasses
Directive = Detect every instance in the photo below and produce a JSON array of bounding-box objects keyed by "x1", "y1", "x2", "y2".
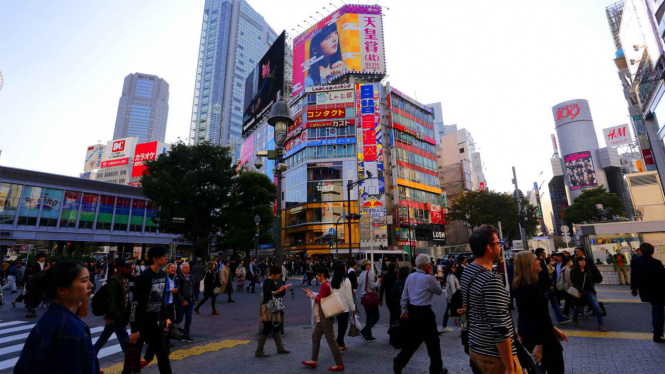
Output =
[{"x1": 491, "y1": 242, "x2": 502, "y2": 247}]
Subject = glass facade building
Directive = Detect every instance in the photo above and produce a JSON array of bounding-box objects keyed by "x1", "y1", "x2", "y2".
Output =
[
  {"x1": 113, "y1": 73, "x2": 169, "y2": 143},
  {"x1": 189, "y1": 0, "x2": 277, "y2": 155}
]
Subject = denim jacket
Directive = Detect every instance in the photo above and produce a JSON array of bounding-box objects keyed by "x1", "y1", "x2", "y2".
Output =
[{"x1": 15, "y1": 302, "x2": 100, "y2": 374}]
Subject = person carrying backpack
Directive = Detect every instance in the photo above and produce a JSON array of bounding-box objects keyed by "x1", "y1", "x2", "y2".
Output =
[{"x1": 93, "y1": 259, "x2": 131, "y2": 354}]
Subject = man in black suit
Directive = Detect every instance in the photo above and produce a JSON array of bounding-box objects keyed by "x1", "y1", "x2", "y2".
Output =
[{"x1": 631, "y1": 243, "x2": 665, "y2": 342}]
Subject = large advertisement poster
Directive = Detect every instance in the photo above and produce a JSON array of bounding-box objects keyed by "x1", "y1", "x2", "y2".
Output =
[
  {"x1": 242, "y1": 31, "x2": 286, "y2": 137},
  {"x1": 292, "y1": 5, "x2": 385, "y2": 97},
  {"x1": 564, "y1": 151, "x2": 598, "y2": 191},
  {"x1": 131, "y1": 141, "x2": 158, "y2": 178},
  {"x1": 239, "y1": 134, "x2": 255, "y2": 167}
]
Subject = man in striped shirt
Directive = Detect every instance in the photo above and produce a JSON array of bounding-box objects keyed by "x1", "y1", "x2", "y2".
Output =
[{"x1": 460, "y1": 225, "x2": 522, "y2": 374}]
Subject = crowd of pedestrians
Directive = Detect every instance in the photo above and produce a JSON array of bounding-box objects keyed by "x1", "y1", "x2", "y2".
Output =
[{"x1": 5, "y1": 233, "x2": 664, "y2": 374}]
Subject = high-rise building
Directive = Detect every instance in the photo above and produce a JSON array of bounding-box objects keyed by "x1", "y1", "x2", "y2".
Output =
[
  {"x1": 437, "y1": 128, "x2": 486, "y2": 244},
  {"x1": 189, "y1": 0, "x2": 277, "y2": 154},
  {"x1": 605, "y1": 0, "x2": 665, "y2": 192},
  {"x1": 113, "y1": 73, "x2": 169, "y2": 143}
]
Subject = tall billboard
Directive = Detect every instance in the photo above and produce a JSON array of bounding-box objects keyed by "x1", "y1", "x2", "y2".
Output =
[
  {"x1": 242, "y1": 31, "x2": 286, "y2": 137},
  {"x1": 564, "y1": 151, "x2": 598, "y2": 191},
  {"x1": 83, "y1": 144, "x2": 105, "y2": 172},
  {"x1": 292, "y1": 5, "x2": 385, "y2": 97}
]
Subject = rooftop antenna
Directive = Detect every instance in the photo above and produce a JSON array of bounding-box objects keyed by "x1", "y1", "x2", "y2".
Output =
[
  {"x1": 303, "y1": 19, "x2": 313, "y2": 27},
  {"x1": 310, "y1": 15, "x2": 320, "y2": 23},
  {"x1": 296, "y1": 24, "x2": 306, "y2": 31},
  {"x1": 337, "y1": 0, "x2": 346, "y2": 5}
]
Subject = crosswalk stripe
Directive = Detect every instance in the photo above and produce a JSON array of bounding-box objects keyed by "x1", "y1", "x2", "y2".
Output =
[
  {"x1": 0, "y1": 324, "x2": 35, "y2": 336},
  {"x1": 0, "y1": 325, "x2": 105, "y2": 345},
  {"x1": 0, "y1": 321, "x2": 27, "y2": 328},
  {"x1": 0, "y1": 327, "x2": 129, "y2": 371}
]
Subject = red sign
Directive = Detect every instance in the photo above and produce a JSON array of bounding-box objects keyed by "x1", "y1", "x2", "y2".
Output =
[
  {"x1": 307, "y1": 109, "x2": 346, "y2": 120},
  {"x1": 101, "y1": 158, "x2": 129, "y2": 168},
  {"x1": 555, "y1": 103, "x2": 580, "y2": 121},
  {"x1": 132, "y1": 142, "x2": 158, "y2": 177},
  {"x1": 430, "y1": 204, "x2": 443, "y2": 224},
  {"x1": 480, "y1": 182, "x2": 485, "y2": 191},
  {"x1": 643, "y1": 149, "x2": 655, "y2": 165},
  {"x1": 128, "y1": 182, "x2": 142, "y2": 187},
  {"x1": 284, "y1": 131, "x2": 307, "y2": 152},
  {"x1": 112, "y1": 140, "x2": 126, "y2": 152}
]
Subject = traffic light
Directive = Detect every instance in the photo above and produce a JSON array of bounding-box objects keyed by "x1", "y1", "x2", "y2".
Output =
[
  {"x1": 329, "y1": 241, "x2": 334, "y2": 250},
  {"x1": 346, "y1": 213, "x2": 361, "y2": 220}
]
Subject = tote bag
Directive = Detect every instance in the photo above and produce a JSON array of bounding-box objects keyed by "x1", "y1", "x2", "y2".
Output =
[{"x1": 321, "y1": 293, "x2": 345, "y2": 318}]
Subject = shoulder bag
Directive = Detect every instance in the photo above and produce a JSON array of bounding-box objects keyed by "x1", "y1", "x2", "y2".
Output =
[
  {"x1": 361, "y1": 271, "x2": 380, "y2": 308},
  {"x1": 321, "y1": 292, "x2": 345, "y2": 318},
  {"x1": 556, "y1": 269, "x2": 566, "y2": 291},
  {"x1": 461, "y1": 267, "x2": 488, "y2": 355},
  {"x1": 566, "y1": 271, "x2": 585, "y2": 299}
]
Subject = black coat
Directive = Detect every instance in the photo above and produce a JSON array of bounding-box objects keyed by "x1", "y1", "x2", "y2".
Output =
[
  {"x1": 537, "y1": 258, "x2": 551, "y2": 289},
  {"x1": 514, "y1": 283, "x2": 561, "y2": 353},
  {"x1": 202, "y1": 270, "x2": 221, "y2": 297},
  {"x1": 631, "y1": 255, "x2": 665, "y2": 305}
]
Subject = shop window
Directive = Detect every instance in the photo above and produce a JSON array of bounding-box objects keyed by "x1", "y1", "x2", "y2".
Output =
[
  {"x1": 0, "y1": 183, "x2": 23, "y2": 225},
  {"x1": 95, "y1": 195, "x2": 115, "y2": 230},
  {"x1": 16, "y1": 186, "x2": 43, "y2": 226},
  {"x1": 130, "y1": 200, "x2": 146, "y2": 232},
  {"x1": 113, "y1": 197, "x2": 131, "y2": 232},
  {"x1": 60, "y1": 191, "x2": 82, "y2": 228},
  {"x1": 79, "y1": 193, "x2": 99, "y2": 229},
  {"x1": 39, "y1": 188, "x2": 64, "y2": 227},
  {"x1": 145, "y1": 202, "x2": 160, "y2": 233}
]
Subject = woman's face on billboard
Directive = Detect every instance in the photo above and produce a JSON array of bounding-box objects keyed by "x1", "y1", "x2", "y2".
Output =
[{"x1": 320, "y1": 31, "x2": 339, "y2": 56}]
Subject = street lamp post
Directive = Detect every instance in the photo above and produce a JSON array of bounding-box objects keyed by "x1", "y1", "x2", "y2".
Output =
[
  {"x1": 254, "y1": 214, "x2": 261, "y2": 260},
  {"x1": 346, "y1": 173, "x2": 379, "y2": 261},
  {"x1": 268, "y1": 96, "x2": 294, "y2": 265}
]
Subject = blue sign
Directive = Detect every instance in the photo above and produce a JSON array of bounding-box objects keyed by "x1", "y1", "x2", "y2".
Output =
[
  {"x1": 284, "y1": 141, "x2": 306, "y2": 158},
  {"x1": 258, "y1": 244, "x2": 274, "y2": 249},
  {"x1": 307, "y1": 137, "x2": 357, "y2": 147},
  {"x1": 329, "y1": 228, "x2": 335, "y2": 236}
]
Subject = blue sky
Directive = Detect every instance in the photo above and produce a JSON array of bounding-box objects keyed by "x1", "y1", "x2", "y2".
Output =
[{"x1": 0, "y1": 0, "x2": 631, "y2": 230}]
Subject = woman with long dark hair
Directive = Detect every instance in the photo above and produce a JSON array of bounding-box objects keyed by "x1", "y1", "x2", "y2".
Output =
[
  {"x1": 331, "y1": 263, "x2": 355, "y2": 351},
  {"x1": 571, "y1": 256, "x2": 606, "y2": 332},
  {"x1": 305, "y1": 23, "x2": 347, "y2": 88},
  {"x1": 380, "y1": 262, "x2": 399, "y2": 325},
  {"x1": 15, "y1": 261, "x2": 99, "y2": 373},
  {"x1": 194, "y1": 262, "x2": 221, "y2": 316}
]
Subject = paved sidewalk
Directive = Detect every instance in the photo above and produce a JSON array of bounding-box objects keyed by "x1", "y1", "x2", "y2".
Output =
[{"x1": 134, "y1": 322, "x2": 665, "y2": 374}]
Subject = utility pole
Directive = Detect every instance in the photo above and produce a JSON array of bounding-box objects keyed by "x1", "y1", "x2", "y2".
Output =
[{"x1": 512, "y1": 167, "x2": 530, "y2": 252}]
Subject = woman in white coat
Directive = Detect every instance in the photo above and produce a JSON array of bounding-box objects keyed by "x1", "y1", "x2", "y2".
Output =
[{"x1": 331, "y1": 263, "x2": 356, "y2": 351}]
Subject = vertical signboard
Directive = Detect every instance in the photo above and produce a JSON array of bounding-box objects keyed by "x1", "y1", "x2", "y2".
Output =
[
  {"x1": 602, "y1": 124, "x2": 631, "y2": 147},
  {"x1": 356, "y1": 83, "x2": 386, "y2": 221}
]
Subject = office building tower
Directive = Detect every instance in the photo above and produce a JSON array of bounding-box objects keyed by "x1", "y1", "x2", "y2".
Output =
[
  {"x1": 113, "y1": 73, "x2": 169, "y2": 143},
  {"x1": 189, "y1": 0, "x2": 277, "y2": 154},
  {"x1": 427, "y1": 102, "x2": 444, "y2": 144}
]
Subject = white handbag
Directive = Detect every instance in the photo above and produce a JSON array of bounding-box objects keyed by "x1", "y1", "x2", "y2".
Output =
[{"x1": 320, "y1": 293, "x2": 345, "y2": 318}]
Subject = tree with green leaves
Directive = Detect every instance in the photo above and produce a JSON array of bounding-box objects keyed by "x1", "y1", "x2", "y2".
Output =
[
  {"x1": 563, "y1": 186, "x2": 625, "y2": 225},
  {"x1": 221, "y1": 171, "x2": 276, "y2": 258},
  {"x1": 446, "y1": 190, "x2": 539, "y2": 241},
  {"x1": 140, "y1": 141, "x2": 236, "y2": 261}
]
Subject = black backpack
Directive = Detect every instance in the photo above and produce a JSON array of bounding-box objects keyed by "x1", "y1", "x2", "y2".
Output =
[{"x1": 91, "y1": 283, "x2": 109, "y2": 316}]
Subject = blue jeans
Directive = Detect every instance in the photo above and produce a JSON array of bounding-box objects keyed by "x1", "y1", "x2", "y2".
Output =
[
  {"x1": 652, "y1": 303, "x2": 664, "y2": 338},
  {"x1": 543, "y1": 288, "x2": 567, "y2": 322},
  {"x1": 93, "y1": 323, "x2": 129, "y2": 353},
  {"x1": 573, "y1": 290, "x2": 603, "y2": 326},
  {"x1": 176, "y1": 302, "x2": 194, "y2": 334}
]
